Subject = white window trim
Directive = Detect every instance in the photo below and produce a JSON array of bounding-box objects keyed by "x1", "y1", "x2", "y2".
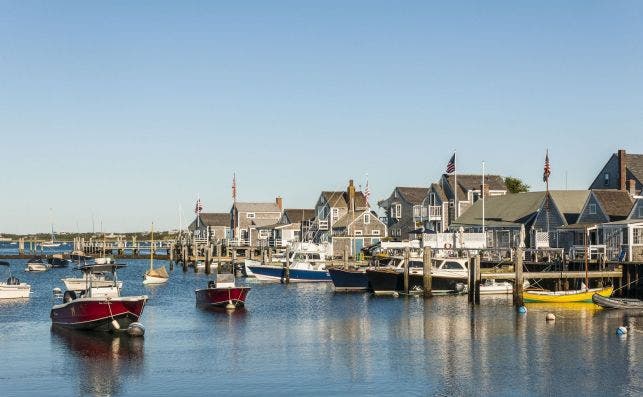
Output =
[
  {"x1": 364, "y1": 213, "x2": 370, "y2": 224},
  {"x1": 247, "y1": 212, "x2": 256, "y2": 219},
  {"x1": 372, "y1": 230, "x2": 380, "y2": 236},
  {"x1": 589, "y1": 204, "x2": 597, "y2": 215},
  {"x1": 394, "y1": 204, "x2": 402, "y2": 218},
  {"x1": 331, "y1": 208, "x2": 339, "y2": 221},
  {"x1": 354, "y1": 230, "x2": 363, "y2": 236}
]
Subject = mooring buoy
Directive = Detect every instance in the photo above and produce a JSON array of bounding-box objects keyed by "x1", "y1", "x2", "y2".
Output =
[
  {"x1": 518, "y1": 306, "x2": 527, "y2": 314},
  {"x1": 127, "y1": 322, "x2": 145, "y2": 337},
  {"x1": 225, "y1": 301, "x2": 236, "y2": 310},
  {"x1": 616, "y1": 326, "x2": 627, "y2": 336},
  {"x1": 546, "y1": 313, "x2": 556, "y2": 321}
]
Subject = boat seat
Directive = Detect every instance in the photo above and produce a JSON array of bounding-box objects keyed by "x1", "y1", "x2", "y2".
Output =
[{"x1": 6, "y1": 276, "x2": 19, "y2": 285}]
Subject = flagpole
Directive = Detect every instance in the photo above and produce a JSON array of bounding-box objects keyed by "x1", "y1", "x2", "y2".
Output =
[
  {"x1": 482, "y1": 160, "x2": 485, "y2": 235},
  {"x1": 454, "y1": 150, "x2": 458, "y2": 220},
  {"x1": 197, "y1": 193, "x2": 200, "y2": 229}
]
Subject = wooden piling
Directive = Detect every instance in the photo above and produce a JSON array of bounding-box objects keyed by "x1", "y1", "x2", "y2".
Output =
[
  {"x1": 182, "y1": 245, "x2": 188, "y2": 272},
  {"x1": 422, "y1": 247, "x2": 432, "y2": 298},
  {"x1": 474, "y1": 255, "x2": 481, "y2": 304},
  {"x1": 169, "y1": 243, "x2": 174, "y2": 271},
  {"x1": 205, "y1": 245, "x2": 211, "y2": 275},
  {"x1": 514, "y1": 248, "x2": 524, "y2": 307},
  {"x1": 468, "y1": 256, "x2": 476, "y2": 303},
  {"x1": 284, "y1": 246, "x2": 291, "y2": 284},
  {"x1": 217, "y1": 244, "x2": 222, "y2": 275},
  {"x1": 403, "y1": 247, "x2": 410, "y2": 294}
]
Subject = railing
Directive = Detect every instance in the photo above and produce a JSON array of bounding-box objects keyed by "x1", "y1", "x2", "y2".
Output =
[
  {"x1": 413, "y1": 205, "x2": 442, "y2": 221},
  {"x1": 570, "y1": 244, "x2": 606, "y2": 260}
]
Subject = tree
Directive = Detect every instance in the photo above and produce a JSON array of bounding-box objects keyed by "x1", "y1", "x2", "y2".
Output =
[{"x1": 505, "y1": 176, "x2": 530, "y2": 193}]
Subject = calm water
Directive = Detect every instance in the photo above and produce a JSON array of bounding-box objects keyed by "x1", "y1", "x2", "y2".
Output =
[{"x1": 0, "y1": 257, "x2": 640, "y2": 396}]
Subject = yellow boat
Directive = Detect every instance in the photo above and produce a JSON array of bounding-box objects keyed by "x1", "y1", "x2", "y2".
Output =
[{"x1": 522, "y1": 286, "x2": 613, "y2": 303}]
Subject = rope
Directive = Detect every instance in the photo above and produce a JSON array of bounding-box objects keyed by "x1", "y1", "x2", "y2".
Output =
[{"x1": 611, "y1": 277, "x2": 641, "y2": 295}]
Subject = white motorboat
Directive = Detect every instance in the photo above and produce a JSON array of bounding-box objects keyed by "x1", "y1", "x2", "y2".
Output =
[
  {"x1": 25, "y1": 256, "x2": 51, "y2": 272},
  {"x1": 243, "y1": 242, "x2": 329, "y2": 280},
  {"x1": 0, "y1": 261, "x2": 31, "y2": 299},
  {"x1": 62, "y1": 272, "x2": 123, "y2": 293},
  {"x1": 479, "y1": 279, "x2": 514, "y2": 295},
  {"x1": 94, "y1": 257, "x2": 114, "y2": 265}
]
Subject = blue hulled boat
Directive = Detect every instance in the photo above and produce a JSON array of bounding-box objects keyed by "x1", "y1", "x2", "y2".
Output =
[
  {"x1": 246, "y1": 264, "x2": 331, "y2": 282},
  {"x1": 328, "y1": 267, "x2": 370, "y2": 291}
]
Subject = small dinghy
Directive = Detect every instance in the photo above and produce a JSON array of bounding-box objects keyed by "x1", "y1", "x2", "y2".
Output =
[
  {"x1": 0, "y1": 261, "x2": 31, "y2": 299},
  {"x1": 195, "y1": 273, "x2": 250, "y2": 309},
  {"x1": 592, "y1": 293, "x2": 643, "y2": 311}
]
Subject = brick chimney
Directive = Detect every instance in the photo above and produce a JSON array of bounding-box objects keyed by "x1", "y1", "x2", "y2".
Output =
[
  {"x1": 628, "y1": 180, "x2": 637, "y2": 196},
  {"x1": 618, "y1": 149, "x2": 627, "y2": 191},
  {"x1": 347, "y1": 179, "x2": 356, "y2": 211},
  {"x1": 275, "y1": 196, "x2": 283, "y2": 210},
  {"x1": 480, "y1": 183, "x2": 490, "y2": 199}
]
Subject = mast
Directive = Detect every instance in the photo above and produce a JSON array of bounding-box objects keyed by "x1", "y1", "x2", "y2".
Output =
[
  {"x1": 584, "y1": 226, "x2": 589, "y2": 290},
  {"x1": 482, "y1": 161, "x2": 485, "y2": 235},
  {"x1": 150, "y1": 222, "x2": 154, "y2": 271},
  {"x1": 454, "y1": 150, "x2": 458, "y2": 220}
]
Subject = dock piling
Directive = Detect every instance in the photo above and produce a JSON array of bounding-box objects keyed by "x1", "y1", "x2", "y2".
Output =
[
  {"x1": 514, "y1": 248, "x2": 524, "y2": 307},
  {"x1": 422, "y1": 247, "x2": 432, "y2": 298},
  {"x1": 403, "y1": 248, "x2": 410, "y2": 294}
]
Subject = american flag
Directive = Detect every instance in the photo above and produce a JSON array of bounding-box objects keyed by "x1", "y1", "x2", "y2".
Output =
[
  {"x1": 543, "y1": 150, "x2": 551, "y2": 183},
  {"x1": 232, "y1": 173, "x2": 237, "y2": 201},
  {"x1": 194, "y1": 198, "x2": 203, "y2": 214},
  {"x1": 446, "y1": 153, "x2": 456, "y2": 174},
  {"x1": 364, "y1": 178, "x2": 371, "y2": 207}
]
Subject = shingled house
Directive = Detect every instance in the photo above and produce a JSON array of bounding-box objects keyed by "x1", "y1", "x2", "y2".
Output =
[
  {"x1": 188, "y1": 213, "x2": 231, "y2": 243},
  {"x1": 451, "y1": 190, "x2": 589, "y2": 249},
  {"x1": 331, "y1": 209, "x2": 387, "y2": 257},
  {"x1": 589, "y1": 149, "x2": 642, "y2": 196},
  {"x1": 378, "y1": 187, "x2": 429, "y2": 240},
  {"x1": 256, "y1": 208, "x2": 315, "y2": 247},
  {"x1": 601, "y1": 196, "x2": 643, "y2": 262},
  {"x1": 231, "y1": 198, "x2": 283, "y2": 246}
]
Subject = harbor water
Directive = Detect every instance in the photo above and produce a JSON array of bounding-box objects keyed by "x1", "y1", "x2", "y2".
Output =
[{"x1": 0, "y1": 257, "x2": 640, "y2": 396}]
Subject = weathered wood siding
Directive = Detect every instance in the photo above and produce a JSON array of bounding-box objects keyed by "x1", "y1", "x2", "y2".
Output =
[
  {"x1": 576, "y1": 194, "x2": 610, "y2": 224},
  {"x1": 629, "y1": 199, "x2": 643, "y2": 220}
]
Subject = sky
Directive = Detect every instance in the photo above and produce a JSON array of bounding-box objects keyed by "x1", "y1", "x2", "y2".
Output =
[{"x1": 1, "y1": 1, "x2": 642, "y2": 233}]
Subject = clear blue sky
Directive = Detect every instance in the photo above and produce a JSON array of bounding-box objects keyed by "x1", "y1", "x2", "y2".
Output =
[{"x1": 1, "y1": 1, "x2": 642, "y2": 233}]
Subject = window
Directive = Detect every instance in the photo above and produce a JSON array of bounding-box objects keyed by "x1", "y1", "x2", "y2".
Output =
[
  {"x1": 247, "y1": 213, "x2": 255, "y2": 219},
  {"x1": 394, "y1": 204, "x2": 402, "y2": 218},
  {"x1": 589, "y1": 204, "x2": 597, "y2": 215},
  {"x1": 604, "y1": 173, "x2": 610, "y2": 186},
  {"x1": 429, "y1": 193, "x2": 437, "y2": 206},
  {"x1": 332, "y1": 208, "x2": 339, "y2": 221},
  {"x1": 258, "y1": 230, "x2": 269, "y2": 239},
  {"x1": 354, "y1": 230, "x2": 363, "y2": 236},
  {"x1": 634, "y1": 228, "x2": 643, "y2": 245},
  {"x1": 443, "y1": 261, "x2": 465, "y2": 270},
  {"x1": 372, "y1": 230, "x2": 380, "y2": 236},
  {"x1": 364, "y1": 213, "x2": 370, "y2": 224}
]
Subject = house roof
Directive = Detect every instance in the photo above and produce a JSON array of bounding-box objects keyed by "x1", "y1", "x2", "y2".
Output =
[
  {"x1": 430, "y1": 183, "x2": 448, "y2": 202},
  {"x1": 233, "y1": 202, "x2": 282, "y2": 213},
  {"x1": 451, "y1": 192, "x2": 544, "y2": 227},
  {"x1": 549, "y1": 190, "x2": 590, "y2": 224},
  {"x1": 322, "y1": 191, "x2": 368, "y2": 209},
  {"x1": 445, "y1": 174, "x2": 507, "y2": 192},
  {"x1": 332, "y1": 210, "x2": 378, "y2": 228},
  {"x1": 592, "y1": 190, "x2": 634, "y2": 221},
  {"x1": 396, "y1": 187, "x2": 429, "y2": 205},
  {"x1": 283, "y1": 209, "x2": 315, "y2": 223},
  {"x1": 626, "y1": 153, "x2": 643, "y2": 183},
  {"x1": 198, "y1": 213, "x2": 230, "y2": 227}
]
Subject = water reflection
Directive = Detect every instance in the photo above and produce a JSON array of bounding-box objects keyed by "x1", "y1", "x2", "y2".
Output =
[{"x1": 50, "y1": 327, "x2": 144, "y2": 396}]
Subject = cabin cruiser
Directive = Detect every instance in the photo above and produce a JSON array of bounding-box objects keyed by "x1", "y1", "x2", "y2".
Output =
[
  {"x1": 51, "y1": 264, "x2": 147, "y2": 331},
  {"x1": 0, "y1": 261, "x2": 31, "y2": 299},
  {"x1": 25, "y1": 256, "x2": 51, "y2": 272},
  {"x1": 62, "y1": 271, "x2": 123, "y2": 296},
  {"x1": 245, "y1": 242, "x2": 331, "y2": 282}
]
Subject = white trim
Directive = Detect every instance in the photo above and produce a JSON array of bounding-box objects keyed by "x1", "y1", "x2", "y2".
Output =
[
  {"x1": 372, "y1": 230, "x2": 380, "y2": 236},
  {"x1": 354, "y1": 230, "x2": 363, "y2": 236},
  {"x1": 247, "y1": 213, "x2": 256, "y2": 219},
  {"x1": 364, "y1": 213, "x2": 370, "y2": 224}
]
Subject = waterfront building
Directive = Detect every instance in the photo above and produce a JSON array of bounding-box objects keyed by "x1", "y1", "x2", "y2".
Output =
[
  {"x1": 589, "y1": 149, "x2": 643, "y2": 195},
  {"x1": 256, "y1": 208, "x2": 315, "y2": 247},
  {"x1": 377, "y1": 187, "x2": 429, "y2": 240},
  {"x1": 231, "y1": 198, "x2": 283, "y2": 246},
  {"x1": 330, "y1": 209, "x2": 387, "y2": 257},
  {"x1": 188, "y1": 213, "x2": 231, "y2": 243}
]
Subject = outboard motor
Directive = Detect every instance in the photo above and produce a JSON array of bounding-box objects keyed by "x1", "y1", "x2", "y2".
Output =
[{"x1": 6, "y1": 276, "x2": 19, "y2": 285}]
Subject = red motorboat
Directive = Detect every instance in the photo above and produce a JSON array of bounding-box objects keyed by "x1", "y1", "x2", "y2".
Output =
[
  {"x1": 51, "y1": 264, "x2": 148, "y2": 331},
  {"x1": 195, "y1": 273, "x2": 250, "y2": 309}
]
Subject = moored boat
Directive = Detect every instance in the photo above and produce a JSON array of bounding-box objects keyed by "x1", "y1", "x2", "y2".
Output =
[
  {"x1": 0, "y1": 261, "x2": 31, "y2": 299},
  {"x1": 523, "y1": 286, "x2": 613, "y2": 303},
  {"x1": 25, "y1": 256, "x2": 50, "y2": 272},
  {"x1": 49, "y1": 254, "x2": 71, "y2": 268},
  {"x1": 195, "y1": 273, "x2": 250, "y2": 308},
  {"x1": 142, "y1": 223, "x2": 169, "y2": 285},
  {"x1": 51, "y1": 263, "x2": 148, "y2": 331},
  {"x1": 592, "y1": 293, "x2": 643, "y2": 310},
  {"x1": 366, "y1": 258, "x2": 468, "y2": 295},
  {"x1": 328, "y1": 267, "x2": 370, "y2": 291}
]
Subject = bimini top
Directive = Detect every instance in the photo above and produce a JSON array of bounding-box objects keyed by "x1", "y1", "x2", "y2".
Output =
[{"x1": 75, "y1": 263, "x2": 127, "y2": 273}]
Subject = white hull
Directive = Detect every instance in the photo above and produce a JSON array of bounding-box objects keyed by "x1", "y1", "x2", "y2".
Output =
[
  {"x1": 479, "y1": 282, "x2": 513, "y2": 295},
  {"x1": 0, "y1": 283, "x2": 31, "y2": 299},
  {"x1": 62, "y1": 278, "x2": 123, "y2": 291},
  {"x1": 26, "y1": 264, "x2": 49, "y2": 272},
  {"x1": 143, "y1": 274, "x2": 169, "y2": 285},
  {"x1": 94, "y1": 257, "x2": 114, "y2": 265},
  {"x1": 41, "y1": 243, "x2": 61, "y2": 248}
]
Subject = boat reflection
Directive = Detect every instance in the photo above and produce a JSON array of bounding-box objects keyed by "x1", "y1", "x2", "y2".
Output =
[{"x1": 51, "y1": 327, "x2": 144, "y2": 396}]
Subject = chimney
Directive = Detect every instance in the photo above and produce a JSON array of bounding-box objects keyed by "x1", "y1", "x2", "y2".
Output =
[
  {"x1": 480, "y1": 183, "x2": 490, "y2": 199},
  {"x1": 275, "y1": 196, "x2": 283, "y2": 210},
  {"x1": 618, "y1": 149, "x2": 627, "y2": 191},
  {"x1": 347, "y1": 179, "x2": 356, "y2": 211},
  {"x1": 628, "y1": 180, "x2": 637, "y2": 196}
]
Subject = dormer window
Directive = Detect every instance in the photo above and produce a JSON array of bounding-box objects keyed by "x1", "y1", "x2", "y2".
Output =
[
  {"x1": 247, "y1": 213, "x2": 256, "y2": 219},
  {"x1": 604, "y1": 173, "x2": 610, "y2": 186}
]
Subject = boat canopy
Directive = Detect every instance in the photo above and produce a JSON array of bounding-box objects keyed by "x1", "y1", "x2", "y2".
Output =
[{"x1": 76, "y1": 263, "x2": 127, "y2": 273}]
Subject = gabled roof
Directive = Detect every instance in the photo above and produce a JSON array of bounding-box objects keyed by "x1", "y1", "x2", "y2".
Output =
[
  {"x1": 592, "y1": 190, "x2": 634, "y2": 221},
  {"x1": 626, "y1": 154, "x2": 643, "y2": 183},
  {"x1": 322, "y1": 191, "x2": 368, "y2": 209},
  {"x1": 198, "y1": 213, "x2": 230, "y2": 227},
  {"x1": 332, "y1": 210, "x2": 379, "y2": 228},
  {"x1": 396, "y1": 187, "x2": 429, "y2": 205},
  {"x1": 451, "y1": 192, "x2": 544, "y2": 227},
  {"x1": 549, "y1": 190, "x2": 590, "y2": 224},
  {"x1": 444, "y1": 174, "x2": 507, "y2": 192},
  {"x1": 233, "y1": 202, "x2": 281, "y2": 213},
  {"x1": 430, "y1": 183, "x2": 448, "y2": 202},
  {"x1": 283, "y1": 209, "x2": 315, "y2": 224}
]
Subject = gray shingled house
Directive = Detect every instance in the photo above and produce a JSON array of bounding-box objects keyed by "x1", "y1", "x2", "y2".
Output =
[
  {"x1": 589, "y1": 149, "x2": 642, "y2": 195},
  {"x1": 188, "y1": 213, "x2": 231, "y2": 243},
  {"x1": 451, "y1": 190, "x2": 589, "y2": 249},
  {"x1": 330, "y1": 209, "x2": 387, "y2": 257},
  {"x1": 256, "y1": 208, "x2": 315, "y2": 247},
  {"x1": 378, "y1": 187, "x2": 429, "y2": 240},
  {"x1": 231, "y1": 198, "x2": 283, "y2": 246}
]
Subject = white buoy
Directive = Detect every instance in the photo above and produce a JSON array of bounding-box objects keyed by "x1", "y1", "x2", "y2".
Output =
[
  {"x1": 225, "y1": 300, "x2": 236, "y2": 310},
  {"x1": 52, "y1": 287, "x2": 62, "y2": 297},
  {"x1": 111, "y1": 319, "x2": 121, "y2": 330},
  {"x1": 616, "y1": 326, "x2": 628, "y2": 336},
  {"x1": 392, "y1": 292, "x2": 400, "y2": 298},
  {"x1": 127, "y1": 322, "x2": 145, "y2": 337},
  {"x1": 546, "y1": 313, "x2": 556, "y2": 321}
]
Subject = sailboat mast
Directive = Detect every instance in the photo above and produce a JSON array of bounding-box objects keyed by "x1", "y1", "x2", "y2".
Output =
[
  {"x1": 584, "y1": 226, "x2": 589, "y2": 289},
  {"x1": 150, "y1": 222, "x2": 154, "y2": 271}
]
